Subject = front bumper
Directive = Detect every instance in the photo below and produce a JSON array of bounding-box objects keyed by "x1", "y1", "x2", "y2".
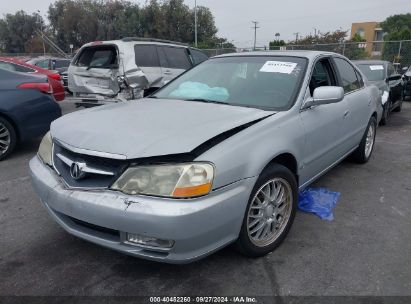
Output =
[{"x1": 29, "y1": 156, "x2": 256, "y2": 263}]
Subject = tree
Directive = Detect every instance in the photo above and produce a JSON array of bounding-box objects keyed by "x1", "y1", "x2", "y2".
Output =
[
  {"x1": 269, "y1": 39, "x2": 285, "y2": 50},
  {"x1": 344, "y1": 34, "x2": 368, "y2": 60},
  {"x1": 381, "y1": 14, "x2": 411, "y2": 66},
  {"x1": 289, "y1": 29, "x2": 347, "y2": 46},
  {"x1": 46, "y1": 0, "x2": 221, "y2": 52},
  {"x1": 381, "y1": 13, "x2": 411, "y2": 40},
  {"x1": 0, "y1": 11, "x2": 43, "y2": 53}
]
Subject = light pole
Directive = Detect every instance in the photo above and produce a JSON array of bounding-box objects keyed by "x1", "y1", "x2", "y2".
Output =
[
  {"x1": 194, "y1": 0, "x2": 198, "y2": 47},
  {"x1": 37, "y1": 10, "x2": 46, "y2": 55},
  {"x1": 252, "y1": 21, "x2": 260, "y2": 50}
]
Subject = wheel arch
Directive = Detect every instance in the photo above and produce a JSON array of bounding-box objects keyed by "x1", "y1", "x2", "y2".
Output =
[
  {"x1": 0, "y1": 112, "x2": 20, "y2": 142},
  {"x1": 263, "y1": 152, "x2": 299, "y2": 185}
]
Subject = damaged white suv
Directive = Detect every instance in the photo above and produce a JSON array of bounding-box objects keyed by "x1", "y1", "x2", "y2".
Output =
[{"x1": 68, "y1": 38, "x2": 208, "y2": 107}]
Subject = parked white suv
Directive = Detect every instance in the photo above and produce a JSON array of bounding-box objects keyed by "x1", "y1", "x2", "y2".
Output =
[{"x1": 68, "y1": 38, "x2": 208, "y2": 107}]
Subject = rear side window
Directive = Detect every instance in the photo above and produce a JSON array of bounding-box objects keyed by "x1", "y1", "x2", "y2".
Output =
[
  {"x1": 35, "y1": 60, "x2": 50, "y2": 69},
  {"x1": 76, "y1": 45, "x2": 118, "y2": 68},
  {"x1": 0, "y1": 61, "x2": 35, "y2": 73},
  {"x1": 190, "y1": 49, "x2": 208, "y2": 65},
  {"x1": 158, "y1": 46, "x2": 191, "y2": 69},
  {"x1": 54, "y1": 60, "x2": 70, "y2": 68},
  {"x1": 334, "y1": 58, "x2": 361, "y2": 93},
  {"x1": 134, "y1": 45, "x2": 160, "y2": 67}
]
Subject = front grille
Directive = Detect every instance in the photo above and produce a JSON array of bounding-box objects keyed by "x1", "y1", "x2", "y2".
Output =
[{"x1": 53, "y1": 142, "x2": 127, "y2": 189}]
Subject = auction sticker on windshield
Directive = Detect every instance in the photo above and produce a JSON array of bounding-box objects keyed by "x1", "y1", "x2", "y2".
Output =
[
  {"x1": 260, "y1": 61, "x2": 297, "y2": 74},
  {"x1": 369, "y1": 65, "x2": 384, "y2": 70}
]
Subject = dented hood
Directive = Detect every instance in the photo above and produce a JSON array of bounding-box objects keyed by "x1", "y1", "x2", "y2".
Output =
[{"x1": 51, "y1": 98, "x2": 273, "y2": 159}]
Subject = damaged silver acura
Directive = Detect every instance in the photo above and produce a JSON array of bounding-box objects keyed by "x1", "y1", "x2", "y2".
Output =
[
  {"x1": 68, "y1": 38, "x2": 208, "y2": 107},
  {"x1": 31, "y1": 51, "x2": 380, "y2": 263}
]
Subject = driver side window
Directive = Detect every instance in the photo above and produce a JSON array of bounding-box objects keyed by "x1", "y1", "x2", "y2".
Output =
[{"x1": 309, "y1": 58, "x2": 336, "y2": 96}]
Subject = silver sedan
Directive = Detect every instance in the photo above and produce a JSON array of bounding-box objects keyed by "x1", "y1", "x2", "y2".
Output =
[{"x1": 30, "y1": 51, "x2": 381, "y2": 263}]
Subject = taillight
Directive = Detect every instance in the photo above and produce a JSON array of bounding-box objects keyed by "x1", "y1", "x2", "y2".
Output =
[
  {"x1": 18, "y1": 82, "x2": 53, "y2": 95},
  {"x1": 48, "y1": 73, "x2": 61, "y2": 81}
]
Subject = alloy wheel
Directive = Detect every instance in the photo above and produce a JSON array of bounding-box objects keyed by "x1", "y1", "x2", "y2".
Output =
[
  {"x1": 365, "y1": 122, "x2": 375, "y2": 158},
  {"x1": 0, "y1": 122, "x2": 11, "y2": 156},
  {"x1": 247, "y1": 178, "x2": 293, "y2": 247}
]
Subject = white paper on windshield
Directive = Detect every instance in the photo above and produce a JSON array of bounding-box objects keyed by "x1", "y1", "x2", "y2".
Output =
[
  {"x1": 260, "y1": 61, "x2": 297, "y2": 74},
  {"x1": 369, "y1": 65, "x2": 384, "y2": 71}
]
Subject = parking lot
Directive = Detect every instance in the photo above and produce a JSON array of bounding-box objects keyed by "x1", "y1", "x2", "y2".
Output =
[{"x1": 0, "y1": 99, "x2": 410, "y2": 297}]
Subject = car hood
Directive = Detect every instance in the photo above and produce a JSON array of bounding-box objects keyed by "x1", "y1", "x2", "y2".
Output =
[{"x1": 51, "y1": 98, "x2": 274, "y2": 159}]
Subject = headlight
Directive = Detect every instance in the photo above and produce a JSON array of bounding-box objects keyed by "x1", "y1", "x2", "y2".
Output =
[
  {"x1": 38, "y1": 131, "x2": 53, "y2": 166},
  {"x1": 111, "y1": 163, "x2": 214, "y2": 198},
  {"x1": 381, "y1": 90, "x2": 389, "y2": 105}
]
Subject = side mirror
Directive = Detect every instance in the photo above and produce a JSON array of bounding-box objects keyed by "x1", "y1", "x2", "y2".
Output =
[{"x1": 303, "y1": 86, "x2": 344, "y2": 109}]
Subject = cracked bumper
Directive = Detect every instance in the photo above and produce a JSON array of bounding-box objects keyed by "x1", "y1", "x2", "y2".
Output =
[{"x1": 29, "y1": 156, "x2": 256, "y2": 263}]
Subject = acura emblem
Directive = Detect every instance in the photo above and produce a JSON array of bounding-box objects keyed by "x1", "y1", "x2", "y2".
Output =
[{"x1": 70, "y1": 162, "x2": 86, "y2": 180}]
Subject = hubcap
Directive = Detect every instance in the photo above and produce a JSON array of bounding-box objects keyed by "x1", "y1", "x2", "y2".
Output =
[
  {"x1": 0, "y1": 122, "x2": 11, "y2": 156},
  {"x1": 365, "y1": 123, "x2": 375, "y2": 158},
  {"x1": 247, "y1": 178, "x2": 293, "y2": 247}
]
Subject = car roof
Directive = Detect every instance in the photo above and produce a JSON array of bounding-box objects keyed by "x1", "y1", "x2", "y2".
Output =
[
  {"x1": 352, "y1": 60, "x2": 388, "y2": 65},
  {"x1": 213, "y1": 50, "x2": 340, "y2": 60},
  {"x1": 82, "y1": 38, "x2": 204, "y2": 52}
]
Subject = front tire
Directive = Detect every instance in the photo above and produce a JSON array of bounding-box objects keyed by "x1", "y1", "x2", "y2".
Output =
[
  {"x1": 351, "y1": 116, "x2": 377, "y2": 164},
  {"x1": 236, "y1": 164, "x2": 297, "y2": 257},
  {"x1": 393, "y1": 100, "x2": 402, "y2": 112},
  {"x1": 0, "y1": 117, "x2": 17, "y2": 161},
  {"x1": 379, "y1": 101, "x2": 390, "y2": 126}
]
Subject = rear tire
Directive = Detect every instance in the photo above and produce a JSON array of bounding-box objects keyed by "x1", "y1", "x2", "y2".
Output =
[
  {"x1": 236, "y1": 164, "x2": 297, "y2": 257},
  {"x1": 351, "y1": 117, "x2": 377, "y2": 164},
  {"x1": 0, "y1": 117, "x2": 17, "y2": 161}
]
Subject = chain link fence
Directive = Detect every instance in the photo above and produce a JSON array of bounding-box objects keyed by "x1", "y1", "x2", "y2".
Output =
[
  {"x1": 3, "y1": 40, "x2": 411, "y2": 69},
  {"x1": 203, "y1": 40, "x2": 411, "y2": 69}
]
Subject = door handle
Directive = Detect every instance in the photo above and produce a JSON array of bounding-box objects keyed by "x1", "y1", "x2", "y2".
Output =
[
  {"x1": 163, "y1": 70, "x2": 172, "y2": 75},
  {"x1": 343, "y1": 110, "x2": 350, "y2": 118}
]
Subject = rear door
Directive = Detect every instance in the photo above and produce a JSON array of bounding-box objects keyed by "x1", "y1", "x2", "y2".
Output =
[
  {"x1": 333, "y1": 57, "x2": 370, "y2": 151},
  {"x1": 157, "y1": 46, "x2": 192, "y2": 83},
  {"x1": 134, "y1": 44, "x2": 162, "y2": 87},
  {"x1": 68, "y1": 44, "x2": 120, "y2": 97}
]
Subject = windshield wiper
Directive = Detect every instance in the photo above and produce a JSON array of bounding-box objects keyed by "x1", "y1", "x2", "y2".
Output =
[{"x1": 184, "y1": 98, "x2": 230, "y2": 105}]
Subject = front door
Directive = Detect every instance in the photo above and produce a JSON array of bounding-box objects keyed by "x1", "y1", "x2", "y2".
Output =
[{"x1": 299, "y1": 57, "x2": 348, "y2": 185}]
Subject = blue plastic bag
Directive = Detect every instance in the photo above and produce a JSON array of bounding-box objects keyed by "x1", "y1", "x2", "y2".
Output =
[{"x1": 298, "y1": 188, "x2": 341, "y2": 221}]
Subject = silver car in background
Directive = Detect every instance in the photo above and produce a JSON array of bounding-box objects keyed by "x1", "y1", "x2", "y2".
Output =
[
  {"x1": 68, "y1": 38, "x2": 208, "y2": 107},
  {"x1": 30, "y1": 51, "x2": 381, "y2": 263}
]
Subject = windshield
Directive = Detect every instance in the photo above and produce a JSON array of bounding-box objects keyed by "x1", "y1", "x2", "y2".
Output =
[
  {"x1": 153, "y1": 56, "x2": 307, "y2": 110},
  {"x1": 357, "y1": 64, "x2": 386, "y2": 81}
]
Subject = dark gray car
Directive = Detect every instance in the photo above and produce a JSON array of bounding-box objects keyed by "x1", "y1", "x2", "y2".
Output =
[{"x1": 354, "y1": 60, "x2": 404, "y2": 125}]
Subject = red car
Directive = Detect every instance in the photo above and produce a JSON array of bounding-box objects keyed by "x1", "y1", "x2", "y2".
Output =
[{"x1": 0, "y1": 57, "x2": 65, "y2": 102}]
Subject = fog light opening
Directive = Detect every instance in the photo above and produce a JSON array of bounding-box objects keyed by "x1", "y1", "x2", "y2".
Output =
[{"x1": 126, "y1": 233, "x2": 175, "y2": 249}]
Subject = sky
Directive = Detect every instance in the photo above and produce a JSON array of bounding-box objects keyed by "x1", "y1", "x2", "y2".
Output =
[{"x1": 1, "y1": 0, "x2": 411, "y2": 47}]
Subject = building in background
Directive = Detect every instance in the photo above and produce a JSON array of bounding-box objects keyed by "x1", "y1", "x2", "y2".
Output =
[{"x1": 351, "y1": 22, "x2": 384, "y2": 56}]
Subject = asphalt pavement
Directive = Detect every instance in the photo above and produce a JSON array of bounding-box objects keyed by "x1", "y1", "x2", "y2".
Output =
[{"x1": 0, "y1": 99, "x2": 410, "y2": 298}]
